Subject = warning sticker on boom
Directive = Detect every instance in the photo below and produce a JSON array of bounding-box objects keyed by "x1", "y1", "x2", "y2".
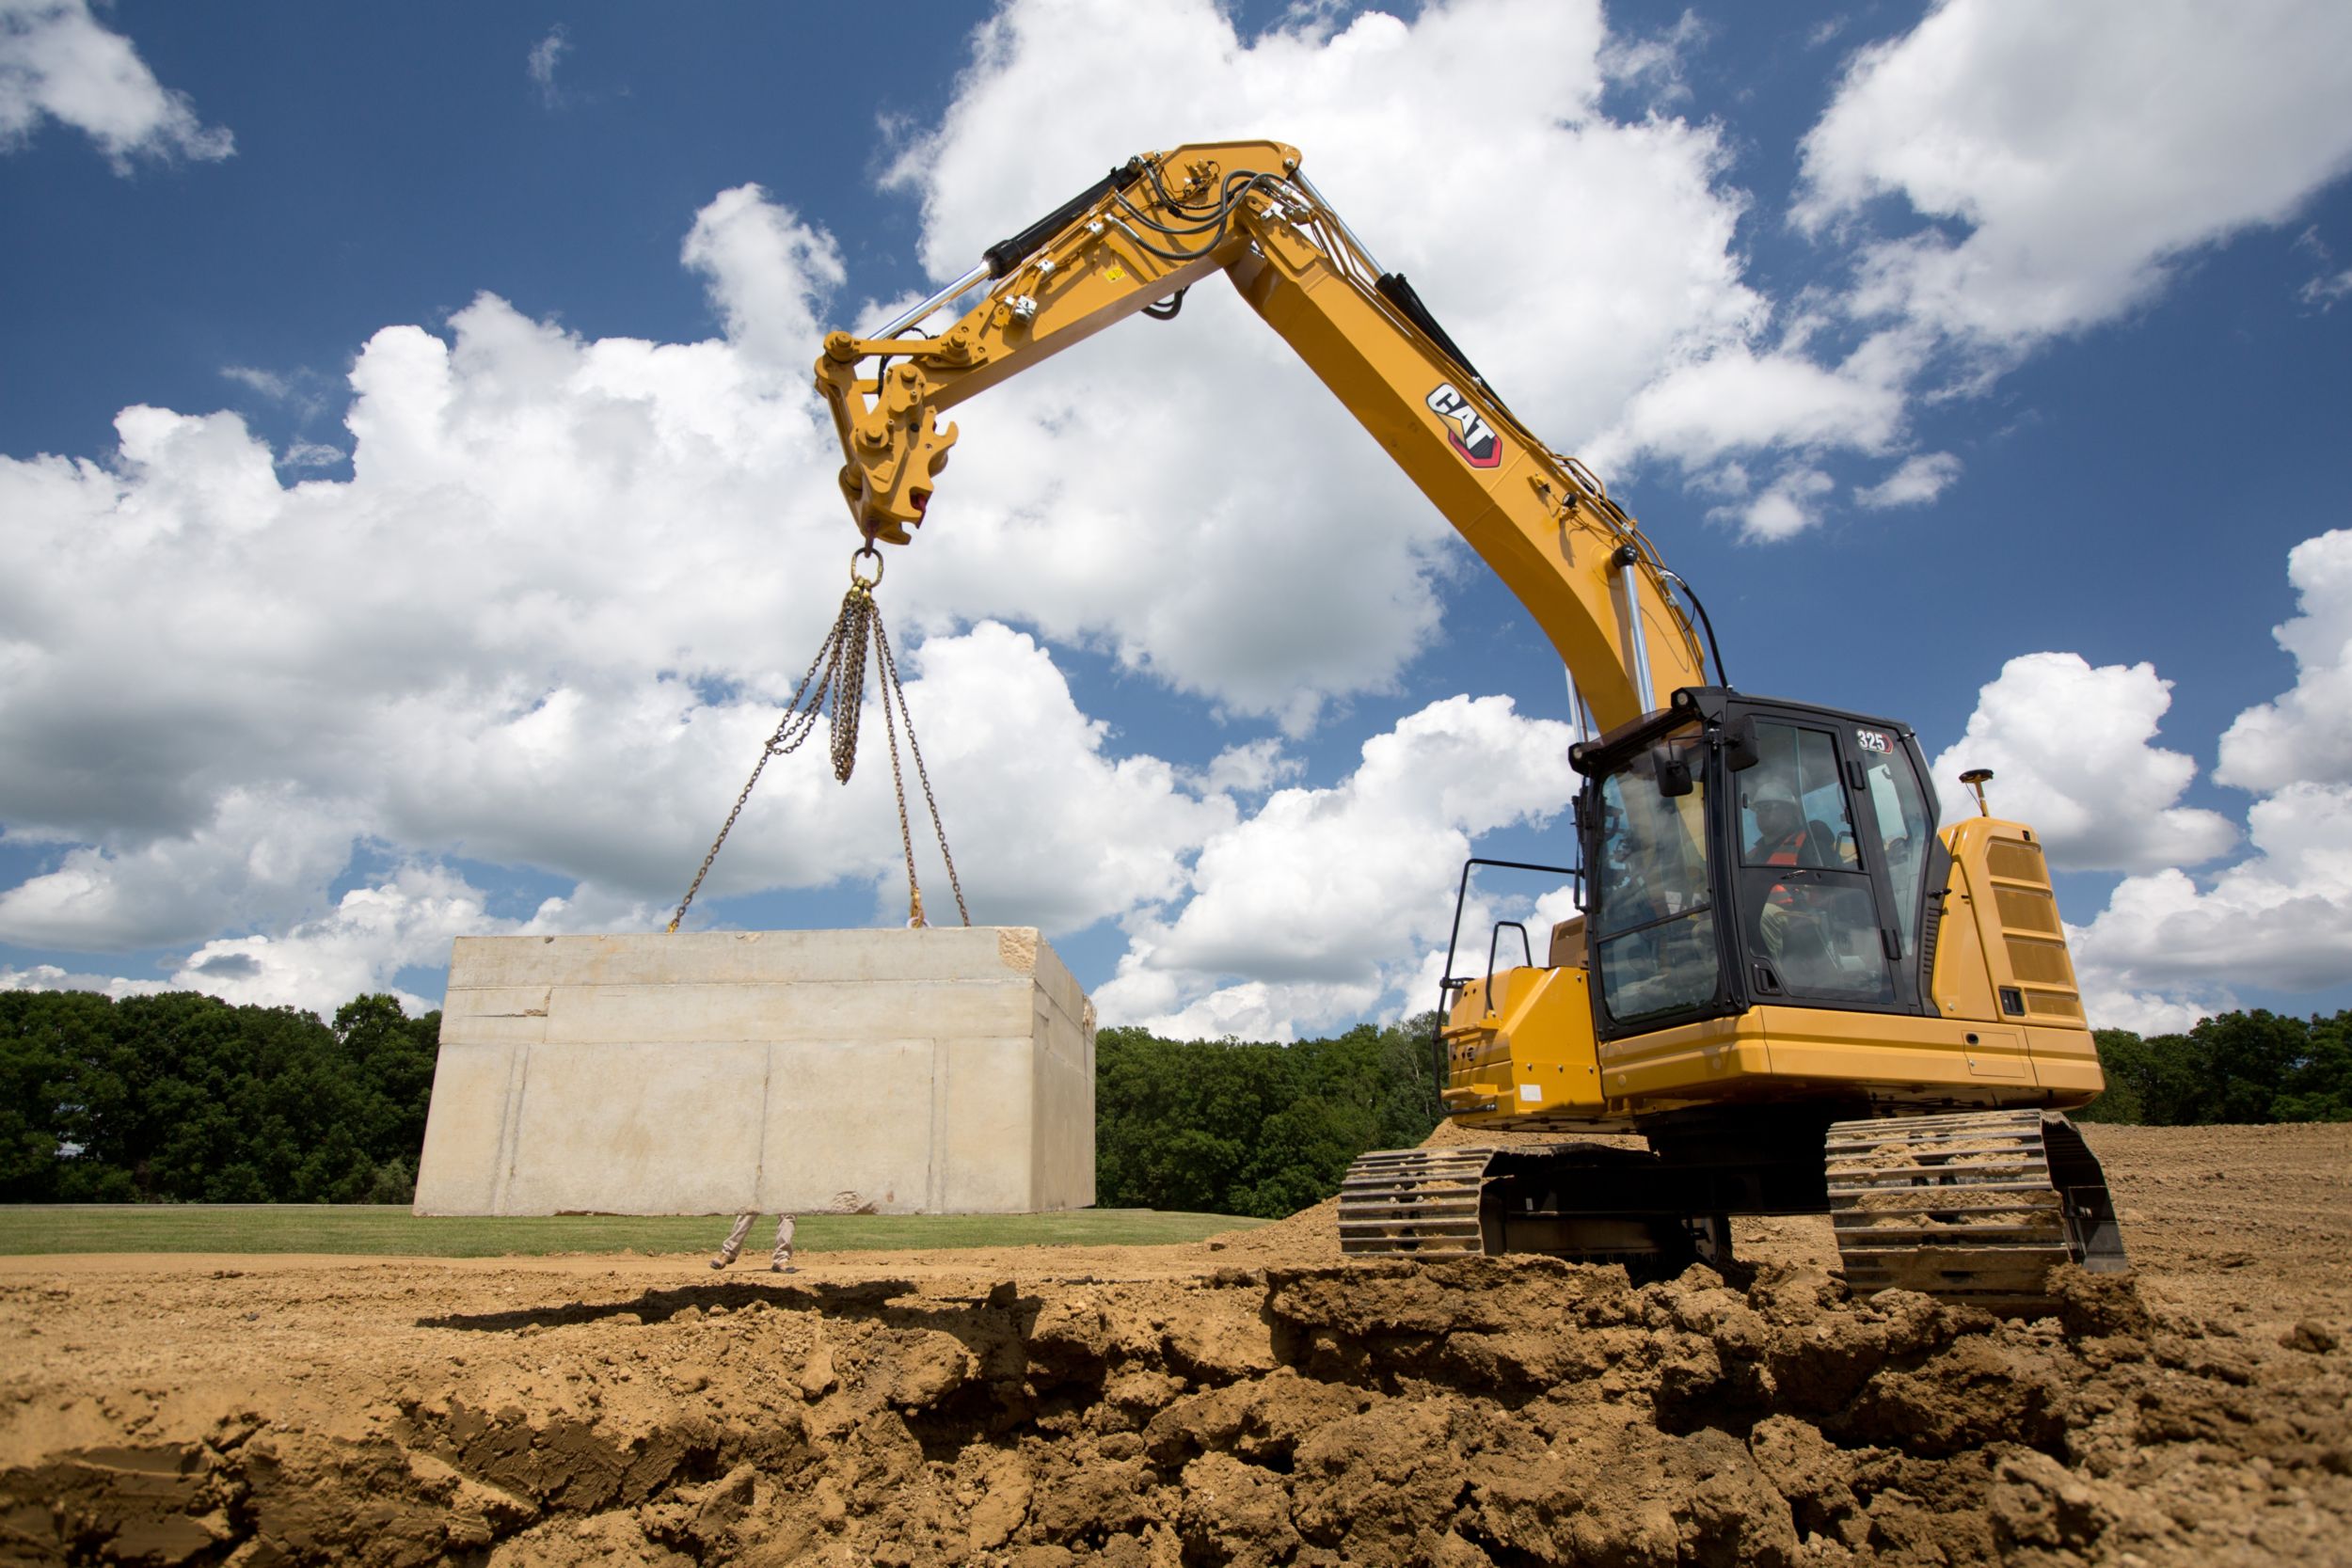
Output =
[{"x1": 1426, "y1": 382, "x2": 1502, "y2": 468}]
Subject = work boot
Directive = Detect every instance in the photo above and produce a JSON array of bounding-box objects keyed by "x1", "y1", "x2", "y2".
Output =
[{"x1": 712, "y1": 1212, "x2": 755, "y2": 1271}]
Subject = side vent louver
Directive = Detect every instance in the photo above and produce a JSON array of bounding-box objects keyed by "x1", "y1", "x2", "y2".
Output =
[{"x1": 1983, "y1": 835, "x2": 2084, "y2": 1022}]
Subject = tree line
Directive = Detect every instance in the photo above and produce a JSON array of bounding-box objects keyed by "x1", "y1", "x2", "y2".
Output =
[
  {"x1": 0, "y1": 988, "x2": 2344, "y2": 1207},
  {"x1": 1094, "y1": 1018, "x2": 1443, "y2": 1217},
  {"x1": 2079, "y1": 1010, "x2": 2350, "y2": 1126},
  {"x1": 0, "y1": 990, "x2": 437, "y2": 1203}
]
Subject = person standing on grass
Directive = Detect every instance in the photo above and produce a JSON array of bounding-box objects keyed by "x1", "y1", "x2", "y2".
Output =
[{"x1": 711, "y1": 1212, "x2": 798, "y2": 1273}]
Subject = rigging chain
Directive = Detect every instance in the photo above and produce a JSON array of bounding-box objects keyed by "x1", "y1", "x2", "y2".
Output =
[{"x1": 666, "y1": 546, "x2": 968, "y2": 934}]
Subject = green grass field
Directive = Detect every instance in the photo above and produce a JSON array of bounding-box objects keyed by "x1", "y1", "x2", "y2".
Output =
[{"x1": 0, "y1": 1206, "x2": 1266, "y2": 1259}]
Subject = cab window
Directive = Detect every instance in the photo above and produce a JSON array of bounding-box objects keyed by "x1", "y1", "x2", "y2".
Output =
[
  {"x1": 1740, "y1": 724, "x2": 1854, "y2": 868},
  {"x1": 1736, "y1": 721, "x2": 1891, "y2": 1006},
  {"x1": 1857, "y1": 732, "x2": 1934, "y2": 957},
  {"x1": 1591, "y1": 735, "x2": 1720, "y2": 1023}
]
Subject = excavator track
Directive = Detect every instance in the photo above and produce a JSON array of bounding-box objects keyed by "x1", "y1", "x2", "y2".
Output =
[
  {"x1": 1825, "y1": 1109, "x2": 2127, "y2": 1311},
  {"x1": 1337, "y1": 1144, "x2": 1709, "y2": 1271},
  {"x1": 1340, "y1": 1112, "x2": 2128, "y2": 1312},
  {"x1": 1337, "y1": 1148, "x2": 1496, "y2": 1256}
]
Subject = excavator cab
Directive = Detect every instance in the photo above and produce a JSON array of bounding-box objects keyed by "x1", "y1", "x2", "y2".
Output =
[{"x1": 1571, "y1": 687, "x2": 1944, "y2": 1041}]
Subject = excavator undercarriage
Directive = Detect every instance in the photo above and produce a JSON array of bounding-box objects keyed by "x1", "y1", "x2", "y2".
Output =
[{"x1": 1340, "y1": 1108, "x2": 2128, "y2": 1311}]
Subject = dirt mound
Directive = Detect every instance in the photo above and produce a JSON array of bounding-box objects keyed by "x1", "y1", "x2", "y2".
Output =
[
  {"x1": 1, "y1": 1122, "x2": 2348, "y2": 1566},
  {"x1": 1417, "y1": 1117, "x2": 1644, "y2": 1153},
  {"x1": 1200, "y1": 1196, "x2": 1341, "y2": 1266}
]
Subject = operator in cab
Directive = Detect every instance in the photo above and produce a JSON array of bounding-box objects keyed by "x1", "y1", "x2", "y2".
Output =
[
  {"x1": 1749, "y1": 791, "x2": 1808, "y2": 971},
  {"x1": 1750, "y1": 795, "x2": 1806, "y2": 863}
]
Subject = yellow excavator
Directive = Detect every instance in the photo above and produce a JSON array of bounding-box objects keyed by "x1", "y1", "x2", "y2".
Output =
[{"x1": 815, "y1": 139, "x2": 2127, "y2": 1310}]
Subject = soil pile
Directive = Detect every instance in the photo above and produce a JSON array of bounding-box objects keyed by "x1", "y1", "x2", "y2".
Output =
[{"x1": 1, "y1": 1122, "x2": 2347, "y2": 1566}]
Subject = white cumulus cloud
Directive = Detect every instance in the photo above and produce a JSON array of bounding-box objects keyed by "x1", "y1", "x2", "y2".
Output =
[
  {"x1": 1796, "y1": 0, "x2": 2352, "y2": 349},
  {"x1": 1855, "y1": 451, "x2": 1961, "y2": 509},
  {"x1": 0, "y1": 788, "x2": 357, "y2": 952},
  {"x1": 5, "y1": 864, "x2": 657, "y2": 1015},
  {"x1": 169, "y1": 865, "x2": 653, "y2": 1015},
  {"x1": 681, "y1": 184, "x2": 847, "y2": 374},
  {"x1": 2058, "y1": 530, "x2": 2352, "y2": 1027},
  {"x1": 2215, "y1": 528, "x2": 2352, "y2": 795},
  {"x1": 0, "y1": 962, "x2": 168, "y2": 1001},
  {"x1": 1595, "y1": 0, "x2": 2352, "y2": 515},
  {"x1": 1097, "y1": 693, "x2": 1577, "y2": 1039},
  {"x1": 1929, "y1": 652, "x2": 2235, "y2": 874},
  {"x1": 2069, "y1": 782, "x2": 2352, "y2": 1027},
  {"x1": 1715, "y1": 466, "x2": 1836, "y2": 545},
  {"x1": 1589, "y1": 329, "x2": 1920, "y2": 480},
  {"x1": 0, "y1": 0, "x2": 231, "y2": 169}
]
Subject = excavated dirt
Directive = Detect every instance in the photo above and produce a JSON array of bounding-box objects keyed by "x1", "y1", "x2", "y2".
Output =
[{"x1": 2, "y1": 1123, "x2": 2348, "y2": 1566}]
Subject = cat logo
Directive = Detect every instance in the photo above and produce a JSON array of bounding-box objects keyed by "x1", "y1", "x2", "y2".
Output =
[{"x1": 1425, "y1": 382, "x2": 1502, "y2": 468}]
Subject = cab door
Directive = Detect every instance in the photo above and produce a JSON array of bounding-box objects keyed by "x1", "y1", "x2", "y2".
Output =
[{"x1": 1727, "y1": 713, "x2": 1912, "y2": 1014}]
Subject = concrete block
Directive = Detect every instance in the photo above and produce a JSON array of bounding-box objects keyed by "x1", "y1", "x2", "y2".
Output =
[{"x1": 413, "y1": 928, "x2": 1095, "y2": 1217}]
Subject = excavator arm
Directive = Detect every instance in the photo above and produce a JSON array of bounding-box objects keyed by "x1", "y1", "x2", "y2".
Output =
[{"x1": 814, "y1": 138, "x2": 1708, "y2": 735}]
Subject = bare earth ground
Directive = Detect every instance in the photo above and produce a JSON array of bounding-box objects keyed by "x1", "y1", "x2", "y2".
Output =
[{"x1": 1, "y1": 1123, "x2": 2346, "y2": 1567}]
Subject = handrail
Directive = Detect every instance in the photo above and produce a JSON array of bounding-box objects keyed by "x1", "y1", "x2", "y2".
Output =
[
  {"x1": 1430, "y1": 856, "x2": 1581, "y2": 1104},
  {"x1": 1486, "y1": 921, "x2": 1534, "y2": 999}
]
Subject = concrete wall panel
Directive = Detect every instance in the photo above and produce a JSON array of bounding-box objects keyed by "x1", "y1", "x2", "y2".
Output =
[
  {"x1": 937, "y1": 1035, "x2": 1038, "y2": 1213},
  {"x1": 754, "y1": 1037, "x2": 937, "y2": 1213},
  {"x1": 415, "y1": 928, "x2": 1094, "y2": 1216},
  {"x1": 411, "y1": 1041, "x2": 522, "y2": 1214},
  {"x1": 501, "y1": 1039, "x2": 769, "y2": 1215}
]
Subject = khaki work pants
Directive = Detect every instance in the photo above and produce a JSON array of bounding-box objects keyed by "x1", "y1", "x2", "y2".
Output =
[{"x1": 713, "y1": 1212, "x2": 795, "y2": 1270}]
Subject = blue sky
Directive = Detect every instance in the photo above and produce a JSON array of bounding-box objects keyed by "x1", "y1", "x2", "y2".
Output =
[{"x1": 3, "y1": 0, "x2": 2350, "y2": 1037}]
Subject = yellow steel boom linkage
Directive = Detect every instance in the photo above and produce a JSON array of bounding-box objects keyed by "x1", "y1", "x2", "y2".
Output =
[{"x1": 814, "y1": 139, "x2": 1709, "y2": 736}]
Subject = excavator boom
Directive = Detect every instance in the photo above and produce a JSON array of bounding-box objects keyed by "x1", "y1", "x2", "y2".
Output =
[{"x1": 816, "y1": 140, "x2": 1708, "y2": 735}]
